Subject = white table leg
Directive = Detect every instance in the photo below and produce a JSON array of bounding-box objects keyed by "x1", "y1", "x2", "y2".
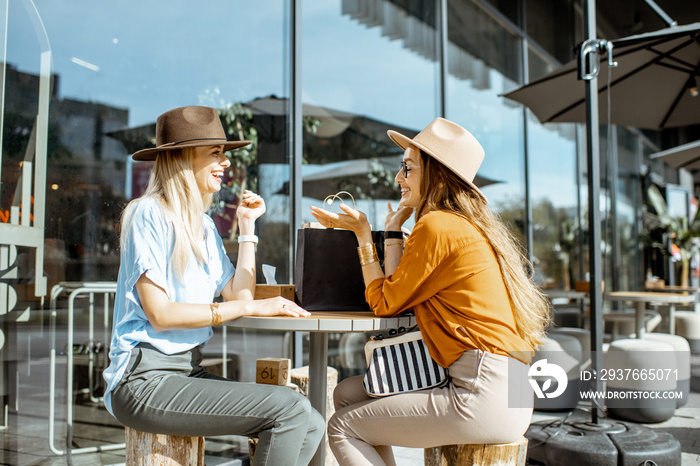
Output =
[
  {"x1": 668, "y1": 304, "x2": 676, "y2": 334},
  {"x1": 309, "y1": 332, "x2": 328, "y2": 466},
  {"x1": 635, "y1": 302, "x2": 645, "y2": 338}
]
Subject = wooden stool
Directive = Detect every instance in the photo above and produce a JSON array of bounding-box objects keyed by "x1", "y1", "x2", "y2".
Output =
[
  {"x1": 424, "y1": 437, "x2": 528, "y2": 466},
  {"x1": 125, "y1": 426, "x2": 205, "y2": 466}
]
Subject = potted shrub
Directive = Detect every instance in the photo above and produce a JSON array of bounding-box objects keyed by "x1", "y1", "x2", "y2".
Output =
[{"x1": 643, "y1": 185, "x2": 700, "y2": 288}]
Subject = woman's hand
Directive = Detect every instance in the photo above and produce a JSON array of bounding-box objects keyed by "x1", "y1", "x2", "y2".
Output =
[
  {"x1": 246, "y1": 297, "x2": 310, "y2": 318},
  {"x1": 385, "y1": 201, "x2": 413, "y2": 231},
  {"x1": 236, "y1": 190, "x2": 266, "y2": 223},
  {"x1": 310, "y1": 203, "x2": 371, "y2": 238}
]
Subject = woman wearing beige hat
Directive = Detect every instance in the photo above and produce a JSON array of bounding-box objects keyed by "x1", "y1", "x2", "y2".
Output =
[
  {"x1": 103, "y1": 106, "x2": 324, "y2": 465},
  {"x1": 311, "y1": 117, "x2": 550, "y2": 465}
]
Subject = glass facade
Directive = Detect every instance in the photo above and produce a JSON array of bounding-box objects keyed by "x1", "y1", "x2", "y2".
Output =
[
  {"x1": 447, "y1": 0, "x2": 526, "y2": 248},
  {"x1": 0, "y1": 0, "x2": 694, "y2": 462}
]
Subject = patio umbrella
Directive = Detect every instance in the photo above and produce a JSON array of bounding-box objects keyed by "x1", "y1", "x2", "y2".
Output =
[
  {"x1": 651, "y1": 139, "x2": 700, "y2": 170},
  {"x1": 503, "y1": 21, "x2": 700, "y2": 129}
]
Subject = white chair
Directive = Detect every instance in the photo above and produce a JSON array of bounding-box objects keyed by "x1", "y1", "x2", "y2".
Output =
[
  {"x1": 532, "y1": 334, "x2": 582, "y2": 411},
  {"x1": 604, "y1": 338, "x2": 677, "y2": 423},
  {"x1": 603, "y1": 309, "x2": 661, "y2": 340},
  {"x1": 644, "y1": 333, "x2": 691, "y2": 407},
  {"x1": 674, "y1": 311, "x2": 700, "y2": 352}
]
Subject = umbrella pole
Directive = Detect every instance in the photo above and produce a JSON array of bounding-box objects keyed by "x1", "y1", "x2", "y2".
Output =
[
  {"x1": 582, "y1": 0, "x2": 606, "y2": 425},
  {"x1": 523, "y1": 4, "x2": 686, "y2": 462}
]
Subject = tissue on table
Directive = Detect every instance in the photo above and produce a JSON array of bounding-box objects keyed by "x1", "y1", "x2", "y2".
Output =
[{"x1": 254, "y1": 264, "x2": 295, "y2": 300}]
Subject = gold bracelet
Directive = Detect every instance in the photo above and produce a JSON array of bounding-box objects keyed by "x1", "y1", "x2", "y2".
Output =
[
  {"x1": 384, "y1": 241, "x2": 404, "y2": 248},
  {"x1": 357, "y1": 243, "x2": 379, "y2": 266},
  {"x1": 384, "y1": 239, "x2": 403, "y2": 246},
  {"x1": 210, "y1": 302, "x2": 223, "y2": 326}
]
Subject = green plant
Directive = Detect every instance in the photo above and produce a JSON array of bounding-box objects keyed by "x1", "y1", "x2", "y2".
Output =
[{"x1": 643, "y1": 185, "x2": 700, "y2": 287}]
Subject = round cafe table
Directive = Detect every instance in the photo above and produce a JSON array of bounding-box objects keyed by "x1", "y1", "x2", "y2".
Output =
[
  {"x1": 645, "y1": 285, "x2": 700, "y2": 312},
  {"x1": 606, "y1": 291, "x2": 695, "y2": 337},
  {"x1": 225, "y1": 311, "x2": 415, "y2": 466}
]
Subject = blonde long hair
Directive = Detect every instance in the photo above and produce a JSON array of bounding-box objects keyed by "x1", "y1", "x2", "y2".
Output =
[
  {"x1": 121, "y1": 148, "x2": 213, "y2": 278},
  {"x1": 416, "y1": 151, "x2": 551, "y2": 349}
]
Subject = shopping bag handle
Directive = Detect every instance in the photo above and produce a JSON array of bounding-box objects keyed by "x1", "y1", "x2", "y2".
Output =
[{"x1": 323, "y1": 191, "x2": 356, "y2": 212}]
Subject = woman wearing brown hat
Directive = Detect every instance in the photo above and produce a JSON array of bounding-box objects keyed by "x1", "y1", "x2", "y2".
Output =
[
  {"x1": 310, "y1": 117, "x2": 550, "y2": 465},
  {"x1": 103, "y1": 106, "x2": 324, "y2": 465}
]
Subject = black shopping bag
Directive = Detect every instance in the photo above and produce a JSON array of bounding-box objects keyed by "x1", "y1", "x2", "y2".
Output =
[{"x1": 295, "y1": 228, "x2": 385, "y2": 311}]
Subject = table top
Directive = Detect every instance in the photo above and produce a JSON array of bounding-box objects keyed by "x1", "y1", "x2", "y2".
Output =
[
  {"x1": 224, "y1": 311, "x2": 417, "y2": 332},
  {"x1": 601, "y1": 312, "x2": 638, "y2": 321},
  {"x1": 645, "y1": 285, "x2": 699, "y2": 293},
  {"x1": 606, "y1": 291, "x2": 695, "y2": 304},
  {"x1": 544, "y1": 289, "x2": 588, "y2": 299}
]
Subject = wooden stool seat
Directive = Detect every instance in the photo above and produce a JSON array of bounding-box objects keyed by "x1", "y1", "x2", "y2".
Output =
[
  {"x1": 424, "y1": 437, "x2": 528, "y2": 466},
  {"x1": 125, "y1": 426, "x2": 205, "y2": 466}
]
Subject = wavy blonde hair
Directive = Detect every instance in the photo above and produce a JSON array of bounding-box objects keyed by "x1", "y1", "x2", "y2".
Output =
[
  {"x1": 416, "y1": 151, "x2": 551, "y2": 349},
  {"x1": 121, "y1": 148, "x2": 213, "y2": 279}
]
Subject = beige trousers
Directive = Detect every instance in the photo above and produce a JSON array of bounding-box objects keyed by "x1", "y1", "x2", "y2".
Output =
[{"x1": 327, "y1": 349, "x2": 533, "y2": 466}]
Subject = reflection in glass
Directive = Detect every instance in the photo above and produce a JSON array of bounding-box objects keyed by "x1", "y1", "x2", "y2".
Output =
[
  {"x1": 446, "y1": 0, "x2": 525, "y2": 247},
  {"x1": 8, "y1": 0, "x2": 291, "y2": 282},
  {"x1": 525, "y1": 0, "x2": 578, "y2": 66},
  {"x1": 528, "y1": 45, "x2": 558, "y2": 83},
  {"x1": 527, "y1": 117, "x2": 578, "y2": 289},
  {"x1": 302, "y1": 0, "x2": 439, "y2": 229},
  {"x1": 616, "y1": 127, "x2": 642, "y2": 291}
]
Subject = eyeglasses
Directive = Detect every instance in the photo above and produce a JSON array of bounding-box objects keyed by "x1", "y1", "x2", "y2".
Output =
[{"x1": 399, "y1": 161, "x2": 420, "y2": 178}]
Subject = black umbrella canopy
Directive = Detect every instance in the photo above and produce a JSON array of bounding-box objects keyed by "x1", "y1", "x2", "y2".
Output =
[{"x1": 503, "y1": 22, "x2": 700, "y2": 130}]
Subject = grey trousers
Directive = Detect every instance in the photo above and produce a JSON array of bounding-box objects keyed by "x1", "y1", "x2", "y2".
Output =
[
  {"x1": 327, "y1": 349, "x2": 533, "y2": 466},
  {"x1": 111, "y1": 343, "x2": 325, "y2": 466}
]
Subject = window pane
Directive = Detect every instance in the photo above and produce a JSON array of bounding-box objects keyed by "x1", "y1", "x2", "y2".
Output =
[
  {"x1": 615, "y1": 127, "x2": 642, "y2": 291},
  {"x1": 528, "y1": 118, "x2": 578, "y2": 288},
  {"x1": 5, "y1": 2, "x2": 293, "y2": 461},
  {"x1": 301, "y1": 0, "x2": 439, "y2": 229},
  {"x1": 446, "y1": 0, "x2": 525, "y2": 244},
  {"x1": 525, "y1": 0, "x2": 577, "y2": 65},
  {"x1": 7, "y1": 0, "x2": 291, "y2": 283}
]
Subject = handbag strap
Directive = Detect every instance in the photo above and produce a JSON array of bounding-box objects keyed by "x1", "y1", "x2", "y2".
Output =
[
  {"x1": 370, "y1": 324, "x2": 419, "y2": 342},
  {"x1": 323, "y1": 191, "x2": 356, "y2": 212}
]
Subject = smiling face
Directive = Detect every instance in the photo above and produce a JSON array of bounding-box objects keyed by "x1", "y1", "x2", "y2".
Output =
[
  {"x1": 395, "y1": 145, "x2": 422, "y2": 209},
  {"x1": 191, "y1": 145, "x2": 230, "y2": 195}
]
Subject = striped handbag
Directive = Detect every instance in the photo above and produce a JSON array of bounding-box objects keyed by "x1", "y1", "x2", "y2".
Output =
[{"x1": 362, "y1": 327, "x2": 449, "y2": 397}]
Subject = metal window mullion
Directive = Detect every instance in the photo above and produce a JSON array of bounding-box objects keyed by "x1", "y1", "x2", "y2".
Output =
[
  {"x1": 0, "y1": 0, "x2": 8, "y2": 183},
  {"x1": 609, "y1": 126, "x2": 619, "y2": 293},
  {"x1": 289, "y1": 0, "x2": 304, "y2": 370},
  {"x1": 521, "y1": 0, "x2": 533, "y2": 261},
  {"x1": 289, "y1": 0, "x2": 302, "y2": 283},
  {"x1": 437, "y1": 0, "x2": 447, "y2": 118},
  {"x1": 635, "y1": 136, "x2": 645, "y2": 290}
]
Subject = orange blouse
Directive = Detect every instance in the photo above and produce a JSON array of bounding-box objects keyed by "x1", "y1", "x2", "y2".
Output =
[{"x1": 366, "y1": 211, "x2": 532, "y2": 367}]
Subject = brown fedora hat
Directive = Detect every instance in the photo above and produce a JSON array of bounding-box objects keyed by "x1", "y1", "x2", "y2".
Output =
[
  {"x1": 387, "y1": 117, "x2": 487, "y2": 203},
  {"x1": 132, "y1": 106, "x2": 252, "y2": 161}
]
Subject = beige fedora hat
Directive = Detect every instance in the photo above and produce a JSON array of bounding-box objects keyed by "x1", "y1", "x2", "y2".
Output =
[
  {"x1": 387, "y1": 117, "x2": 487, "y2": 203},
  {"x1": 132, "y1": 106, "x2": 252, "y2": 161}
]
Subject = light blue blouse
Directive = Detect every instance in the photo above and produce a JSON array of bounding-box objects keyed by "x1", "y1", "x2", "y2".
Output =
[{"x1": 102, "y1": 197, "x2": 235, "y2": 414}]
